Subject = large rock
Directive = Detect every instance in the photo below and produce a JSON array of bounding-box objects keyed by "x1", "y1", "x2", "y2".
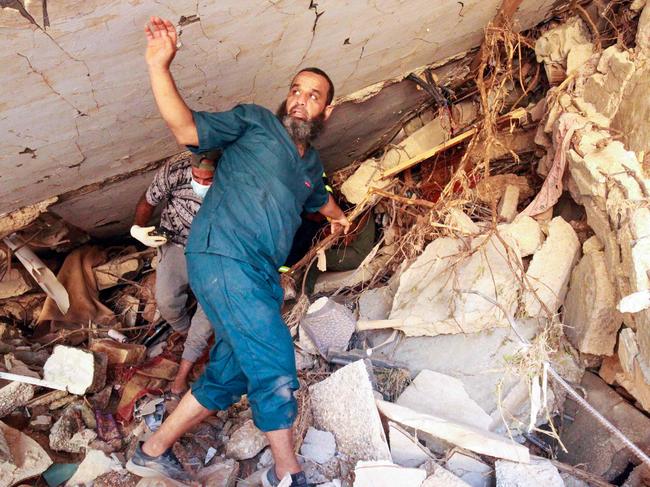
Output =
[
  {"x1": 563, "y1": 250, "x2": 621, "y2": 355},
  {"x1": 558, "y1": 372, "x2": 650, "y2": 481},
  {"x1": 524, "y1": 217, "x2": 580, "y2": 317},
  {"x1": 300, "y1": 428, "x2": 336, "y2": 465},
  {"x1": 309, "y1": 360, "x2": 390, "y2": 464},
  {"x1": 390, "y1": 233, "x2": 522, "y2": 336},
  {"x1": 0, "y1": 421, "x2": 52, "y2": 487},
  {"x1": 495, "y1": 458, "x2": 563, "y2": 487},
  {"x1": 225, "y1": 419, "x2": 269, "y2": 460}
]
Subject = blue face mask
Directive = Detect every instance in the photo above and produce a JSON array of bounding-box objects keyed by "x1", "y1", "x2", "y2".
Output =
[{"x1": 191, "y1": 179, "x2": 211, "y2": 198}]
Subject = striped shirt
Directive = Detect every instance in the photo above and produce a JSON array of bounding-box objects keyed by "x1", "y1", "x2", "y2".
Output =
[{"x1": 145, "y1": 159, "x2": 203, "y2": 246}]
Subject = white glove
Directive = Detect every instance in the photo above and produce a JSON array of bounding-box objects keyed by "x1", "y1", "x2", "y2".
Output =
[{"x1": 130, "y1": 225, "x2": 167, "y2": 247}]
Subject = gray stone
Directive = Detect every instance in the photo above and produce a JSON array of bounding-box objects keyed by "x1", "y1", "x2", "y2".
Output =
[
  {"x1": 49, "y1": 406, "x2": 97, "y2": 453},
  {"x1": 495, "y1": 458, "x2": 563, "y2": 487},
  {"x1": 225, "y1": 419, "x2": 269, "y2": 460},
  {"x1": 309, "y1": 360, "x2": 390, "y2": 464},
  {"x1": 558, "y1": 372, "x2": 650, "y2": 481},
  {"x1": 388, "y1": 423, "x2": 429, "y2": 468},
  {"x1": 446, "y1": 451, "x2": 494, "y2": 487},
  {"x1": 357, "y1": 286, "x2": 394, "y2": 321},
  {"x1": 300, "y1": 427, "x2": 336, "y2": 465},
  {"x1": 353, "y1": 460, "x2": 427, "y2": 487},
  {"x1": 0, "y1": 381, "x2": 34, "y2": 418},
  {"x1": 195, "y1": 459, "x2": 239, "y2": 487},
  {"x1": 564, "y1": 250, "x2": 621, "y2": 355}
]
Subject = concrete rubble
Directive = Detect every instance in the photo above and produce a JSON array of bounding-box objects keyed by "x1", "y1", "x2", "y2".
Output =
[{"x1": 0, "y1": 4, "x2": 649, "y2": 487}]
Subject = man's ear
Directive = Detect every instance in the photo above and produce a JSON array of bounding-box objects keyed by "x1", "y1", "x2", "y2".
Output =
[{"x1": 323, "y1": 104, "x2": 334, "y2": 121}]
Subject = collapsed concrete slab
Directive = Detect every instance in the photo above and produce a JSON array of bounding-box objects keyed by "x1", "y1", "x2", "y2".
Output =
[
  {"x1": 309, "y1": 360, "x2": 391, "y2": 464},
  {"x1": 495, "y1": 458, "x2": 563, "y2": 487},
  {"x1": 0, "y1": 421, "x2": 52, "y2": 487},
  {"x1": 445, "y1": 451, "x2": 494, "y2": 487},
  {"x1": 563, "y1": 249, "x2": 621, "y2": 355},
  {"x1": 389, "y1": 233, "x2": 522, "y2": 336},
  {"x1": 387, "y1": 423, "x2": 429, "y2": 468},
  {"x1": 396, "y1": 369, "x2": 492, "y2": 431},
  {"x1": 376, "y1": 400, "x2": 529, "y2": 463}
]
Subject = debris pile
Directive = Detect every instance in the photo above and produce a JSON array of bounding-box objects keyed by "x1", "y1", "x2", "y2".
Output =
[{"x1": 1, "y1": 2, "x2": 650, "y2": 486}]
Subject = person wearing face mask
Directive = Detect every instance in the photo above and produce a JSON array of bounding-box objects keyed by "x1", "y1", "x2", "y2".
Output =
[{"x1": 130, "y1": 150, "x2": 220, "y2": 395}]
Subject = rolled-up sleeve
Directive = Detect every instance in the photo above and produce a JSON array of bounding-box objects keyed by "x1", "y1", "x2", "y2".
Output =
[
  {"x1": 187, "y1": 105, "x2": 250, "y2": 153},
  {"x1": 304, "y1": 177, "x2": 329, "y2": 213}
]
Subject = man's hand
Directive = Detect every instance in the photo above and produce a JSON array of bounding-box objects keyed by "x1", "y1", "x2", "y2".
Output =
[
  {"x1": 330, "y1": 215, "x2": 351, "y2": 235},
  {"x1": 145, "y1": 17, "x2": 178, "y2": 71},
  {"x1": 130, "y1": 225, "x2": 167, "y2": 247}
]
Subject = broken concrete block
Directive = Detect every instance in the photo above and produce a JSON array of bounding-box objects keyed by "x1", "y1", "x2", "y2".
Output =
[
  {"x1": 619, "y1": 327, "x2": 640, "y2": 375},
  {"x1": 524, "y1": 216, "x2": 580, "y2": 317},
  {"x1": 495, "y1": 458, "x2": 563, "y2": 487},
  {"x1": 353, "y1": 460, "x2": 426, "y2": 487},
  {"x1": 50, "y1": 406, "x2": 98, "y2": 453},
  {"x1": 422, "y1": 463, "x2": 471, "y2": 487},
  {"x1": 309, "y1": 360, "x2": 390, "y2": 464},
  {"x1": 300, "y1": 427, "x2": 336, "y2": 465},
  {"x1": 390, "y1": 233, "x2": 522, "y2": 336},
  {"x1": 357, "y1": 286, "x2": 394, "y2": 321},
  {"x1": 384, "y1": 320, "x2": 538, "y2": 423},
  {"x1": 376, "y1": 400, "x2": 529, "y2": 463},
  {"x1": 0, "y1": 421, "x2": 52, "y2": 487},
  {"x1": 30, "y1": 415, "x2": 53, "y2": 432},
  {"x1": 0, "y1": 428, "x2": 12, "y2": 465},
  {"x1": 535, "y1": 17, "x2": 591, "y2": 66},
  {"x1": 497, "y1": 185, "x2": 520, "y2": 223},
  {"x1": 225, "y1": 419, "x2": 269, "y2": 460},
  {"x1": 0, "y1": 381, "x2": 34, "y2": 418},
  {"x1": 564, "y1": 250, "x2": 621, "y2": 355},
  {"x1": 444, "y1": 208, "x2": 480, "y2": 235},
  {"x1": 446, "y1": 451, "x2": 494, "y2": 487},
  {"x1": 300, "y1": 297, "x2": 356, "y2": 356},
  {"x1": 0, "y1": 268, "x2": 31, "y2": 300},
  {"x1": 195, "y1": 458, "x2": 239, "y2": 487},
  {"x1": 43, "y1": 345, "x2": 95, "y2": 395},
  {"x1": 396, "y1": 370, "x2": 492, "y2": 431},
  {"x1": 559, "y1": 372, "x2": 650, "y2": 481},
  {"x1": 499, "y1": 215, "x2": 544, "y2": 257},
  {"x1": 89, "y1": 339, "x2": 146, "y2": 365},
  {"x1": 388, "y1": 423, "x2": 428, "y2": 468},
  {"x1": 476, "y1": 174, "x2": 533, "y2": 205},
  {"x1": 65, "y1": 449, "x2": 121, "y2": 486},
  {"x1": 582, "y1": 235, "x2": 603, "y2": 254}
]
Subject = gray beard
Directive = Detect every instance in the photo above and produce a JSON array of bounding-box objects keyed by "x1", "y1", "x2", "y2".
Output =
[{"x1": 281, "y1": 115, "x2": 323, "y2": 148}]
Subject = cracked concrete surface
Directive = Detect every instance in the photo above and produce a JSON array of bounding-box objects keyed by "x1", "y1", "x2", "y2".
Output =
[{"x1": 1, "y1": 0, "x2": 555, "y2": 233}]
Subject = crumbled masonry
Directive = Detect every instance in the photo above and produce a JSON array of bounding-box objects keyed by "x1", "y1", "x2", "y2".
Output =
[{"x1": 0, "y1": 3, "x2": 649, "y2": 486}]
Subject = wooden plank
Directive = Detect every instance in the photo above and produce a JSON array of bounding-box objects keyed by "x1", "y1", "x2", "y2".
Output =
[{"x1": 380, "y1": 107, "x2": 527, "y2": 179}]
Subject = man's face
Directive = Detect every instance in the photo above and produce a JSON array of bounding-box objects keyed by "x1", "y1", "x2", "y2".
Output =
[
  {"x1": 191, "y1": 163, "x2": 214, "y2": 185},
  {"x1": 284, "y1": 71, "x2": 333, "y2": 122}
]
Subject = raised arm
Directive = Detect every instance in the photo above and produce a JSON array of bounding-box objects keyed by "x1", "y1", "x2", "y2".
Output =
[{"x1": 145, "y1": 16, "x2": 198, "y2": 146}]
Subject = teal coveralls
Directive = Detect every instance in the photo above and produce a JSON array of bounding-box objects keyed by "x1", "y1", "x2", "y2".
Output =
[{"x1": 185, "y1": 104, "x2": 329, "y2": 432}]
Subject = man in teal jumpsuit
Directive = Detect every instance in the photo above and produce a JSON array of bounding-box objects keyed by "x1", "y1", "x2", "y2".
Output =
[{"x1": 127, "y1": 17, "x2": 350, "y2": 487}]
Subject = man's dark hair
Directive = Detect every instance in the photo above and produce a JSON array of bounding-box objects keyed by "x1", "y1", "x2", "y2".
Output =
[{"x1": 297, "y1": 67, "x2": 335, "y2": 105}]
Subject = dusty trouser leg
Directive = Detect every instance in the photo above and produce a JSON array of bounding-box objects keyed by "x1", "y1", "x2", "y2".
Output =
[
  {"x1": 187, "y1": 254, "x2": 301, "y2": 479},
  {"x1": 171, "y1": 305, "x2": 213, "y2": 394},
  {"x1": 155, "y1": 243, "x2": 192, "y2": 332}
]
